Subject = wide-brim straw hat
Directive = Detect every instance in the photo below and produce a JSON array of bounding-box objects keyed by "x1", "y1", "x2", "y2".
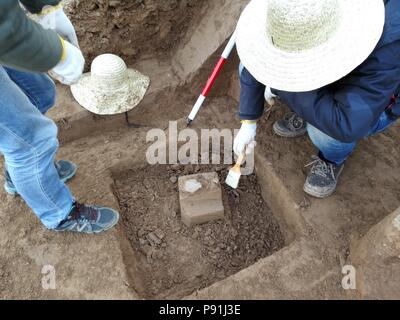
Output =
[
  {"x1": 236, "y1": 0, "x2": 385, "y2": 92},
  {"x1": 71, "y1": 54, "x2": 150, "y2": 115}
]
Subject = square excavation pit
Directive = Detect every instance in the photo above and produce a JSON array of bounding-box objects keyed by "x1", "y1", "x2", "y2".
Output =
[{"x1": 114, "y1": 164, "x2": 285, "y2": 299}]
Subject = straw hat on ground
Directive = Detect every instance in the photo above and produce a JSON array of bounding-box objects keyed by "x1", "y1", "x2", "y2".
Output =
[
  {"x1": 236, "y1": 0, "x2": 385, "y2": 92},
  {"x1": 71, "y1": 54, "x2": 150, "y2": 115}
]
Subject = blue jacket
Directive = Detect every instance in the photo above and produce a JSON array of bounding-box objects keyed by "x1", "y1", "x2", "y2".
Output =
[{"x1": 239, "y1": 0, "x2": 400, "y2": 143}]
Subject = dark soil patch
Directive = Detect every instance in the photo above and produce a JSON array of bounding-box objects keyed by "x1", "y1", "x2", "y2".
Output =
[
  {"x1": 114, "y1": 163, "x2": 285, "y2": 299},
  {"x1": 66, "y1": 0, "x2": 207, "y2": 67}
]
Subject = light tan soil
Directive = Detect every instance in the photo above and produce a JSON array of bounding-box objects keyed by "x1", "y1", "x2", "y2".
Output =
[{"x1": 0, "y1": 0, "x2": 399, "y2": 300}]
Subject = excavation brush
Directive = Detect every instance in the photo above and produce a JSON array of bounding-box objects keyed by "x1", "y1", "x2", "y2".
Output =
[
  {"x1": 187, "y1": 31, "x2": 237, "y2": 126},
  {"x1": 225, "y1": 153, "x2": 245, "y2": 189}
]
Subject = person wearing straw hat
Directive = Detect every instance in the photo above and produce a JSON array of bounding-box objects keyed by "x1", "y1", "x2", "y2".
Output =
[
  {"x1": 234, "y1": 0, "x2": 400, "y2": 198},
  {"x1": 0, "y1": 0, "x2": 120, "y2": 234}
]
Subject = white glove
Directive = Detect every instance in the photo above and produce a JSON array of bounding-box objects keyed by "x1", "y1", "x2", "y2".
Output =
[
  {"x1": 234, "y1": 122, "x2": 257, "y2": 156},
  {"x1": 37, "y1": 4, "x2": 79, "y2": 48},
  {"x1": 265, "y1": 86, "x2": 277, "y2": 106},
  {"x1": 50, "y1": 39, "x2": 85, "y2": 85}
]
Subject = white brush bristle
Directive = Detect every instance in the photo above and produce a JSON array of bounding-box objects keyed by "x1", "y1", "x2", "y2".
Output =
[{"x1": 225, "y1": 171, "x2": 241, "y2": 189}]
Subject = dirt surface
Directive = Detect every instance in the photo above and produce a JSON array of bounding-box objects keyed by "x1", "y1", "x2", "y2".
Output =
[
  {"x1": 256, "y1": 101, "x2": 400, "y2": 241},
  {"x1": 114, "y1": 163, "x2": 284, "y2": 299},
  {"x1": 1, "y1": 0, "x2": 399, "y2": 300},
  {"x1": 1, "y1": 82, "x2": 400, "y2": 299},
  {"x1": 66, "y1": 0, "x2": 207, "y2": 67}
]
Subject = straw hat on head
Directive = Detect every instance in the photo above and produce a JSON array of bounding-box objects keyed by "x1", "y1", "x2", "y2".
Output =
[
  {"x1": 71, "y1": 54, "x2": 150, "y2": 115},
  {"x1": 236, "y1": 0, "x2": 385, "y2": 92}
]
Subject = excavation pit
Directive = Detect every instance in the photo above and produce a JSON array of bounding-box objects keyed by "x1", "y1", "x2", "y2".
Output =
[
  {"x1": 178, "y1": 172, "x2": 225, "y2": 227},
  {"x1": 114, "y1": 163, "x2": 285, "y2": 299}
]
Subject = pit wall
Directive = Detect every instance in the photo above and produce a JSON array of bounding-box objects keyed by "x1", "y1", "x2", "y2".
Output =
[{"x1": 55, "y1": 0, "x2": 248, "y2": 145}]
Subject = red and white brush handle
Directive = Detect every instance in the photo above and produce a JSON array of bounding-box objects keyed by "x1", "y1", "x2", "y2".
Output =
[{"x1": 187, "y1": 30, "x2": 237, "y2": 125}]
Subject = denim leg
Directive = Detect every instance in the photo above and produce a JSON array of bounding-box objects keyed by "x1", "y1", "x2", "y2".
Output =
[
  {"x1": 307, "y1": 111, "x2": 398, "y2": 166},
  {"x1": 0, "y1": 67, "x2": 73, "y2": 229},
  {"x1": 3, "y1": 67, "x2": 56, "y2": 115},
  {"x1": 370, "y1": 110, "x2": 397, "y2": 134},
  {"x1": 307, "y1": 124, "x2": 356, "y2": 165}
]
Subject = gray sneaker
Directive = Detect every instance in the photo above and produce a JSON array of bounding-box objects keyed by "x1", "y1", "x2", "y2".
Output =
[
  {"x1": 273, "y1": 112, "x2": 307, "y2": 138},
  {"x1": 55, "y1": 202, "x2": 120, "y2": 234},
  {"x1": 304, "y1": 156, "x2": 344, "y2": 198},
  {"x1": 4, "y1": 160, "x2": 78, "y2": 196}
]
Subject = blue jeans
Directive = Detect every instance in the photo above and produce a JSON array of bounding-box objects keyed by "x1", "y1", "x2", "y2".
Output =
[
  {"x1": 308, "y1": 111, "x2": 396, "y2": 165},
  {"x1": 0, "y1": 67, "x2": 73, "y2": 229}
]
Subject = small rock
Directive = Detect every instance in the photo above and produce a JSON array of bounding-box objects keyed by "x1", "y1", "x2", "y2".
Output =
[
  {"x1": 231, "y1": 190, "x2": 240, "y2": 198},
  {"x1": 140, "y1": 244, "x2": 152, "y2": 256},
  {"x1": 169, "y1": 176, "x2": 178, "y2": 184},
  {"x1": 146, "y1": 247, "x2": 156, "y2": 263},
  {"x1": 154, "y1": 229, "x2": 165, "y2": 240},
  {"x1": 171, "y1": 164, "x2": 180, "y2": 171},
  {"x1": 192, "y1": 229, "x2": 200, "y2": 239},
  {"x1": 184, "y1": 179, "x2": 202, "y2": 193},
  {"x1": 138, "y1": 229, "x2": 146, "y2": 238},
  {"x1": 299, "y1": 197, "x2": 311, "y2": 210},
  {"x1": 173, "y1": 226, "x2": 181, "y2": 233},
  {"x1": 121, "y1": 47, "x2": 137, "y2": 56},
  {"x1": 109, "y1": 0, "x2": 121, "y2": 7},
  {"x1": 147, "y1": 232, "x2": 162, "y2": 246}
]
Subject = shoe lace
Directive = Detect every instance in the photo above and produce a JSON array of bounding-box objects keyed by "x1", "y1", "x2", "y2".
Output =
[
  {"x1": 70, "y1": 203, "x2": 98, "y2": 223},
  {"x1": 305, "y1": 156, "x2": 336, "y2": 181}
]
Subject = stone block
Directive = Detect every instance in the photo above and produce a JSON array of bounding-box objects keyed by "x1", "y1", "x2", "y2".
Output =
[{"x1": 178, "y1": 172, "x2": 224, "y2": 227}]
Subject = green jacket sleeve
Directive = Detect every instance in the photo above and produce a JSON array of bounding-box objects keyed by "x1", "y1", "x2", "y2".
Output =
[
  {"x1": 0, "y1": 0, "x2": 63, "y2": 73},
  {"x1": 20, "y1": 0, "x2": 62, "y2": 14}
]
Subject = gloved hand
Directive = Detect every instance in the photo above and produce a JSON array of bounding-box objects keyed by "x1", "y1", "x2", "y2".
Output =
[
  {"x1": 37, "y1": 4, "x2": 79, "y2": 48},
  {"x1": 49, "y1": 38, "x2": 85, "y2": 85},
  {"x1": 265, "y1": 86, "x2": 277, "y2": 106},
  {"x1": 233, "y1": 121, "x2": 257, "y2": 156}
]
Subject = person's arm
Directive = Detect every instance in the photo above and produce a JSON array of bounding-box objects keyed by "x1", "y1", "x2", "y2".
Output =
[
  {"x1": 0, "y1": 0, "x2": 63, "y2": 73},
  {"x1": 233, "y1": 66, "x2": 265, "y2": 156},
  {"x1": 19, "y1": 0, "x2": 62, "y2": 14},
  {"x1": 273, "y1": 43, "x2": 400, "y2": 143},
  {"x1": 239, "y1": 66, "x2": 266, "y2": 121}
]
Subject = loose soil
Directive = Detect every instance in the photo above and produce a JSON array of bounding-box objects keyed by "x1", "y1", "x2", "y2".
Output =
[
  {"x1": 66, "y1": 0, "x2": 208, "y2": 67},
  {"x1": 114, "y1": 163, "x2": 284, "y2": 299}
]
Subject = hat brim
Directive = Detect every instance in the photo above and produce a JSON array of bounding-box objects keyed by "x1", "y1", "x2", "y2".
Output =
[
  {"x1": 236, "y1": 0, "x2": 385, "y2": 92},
  {"x1": 71, "y1": 69, "x2": 150, "y2": 115}
]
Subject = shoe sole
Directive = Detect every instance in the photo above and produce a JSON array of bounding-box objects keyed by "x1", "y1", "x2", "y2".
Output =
[
  {"x1": 4, "y1": 164, "x2": 78, "y2": 197},
  {"x1": 273, "y1": 122, "x2": 307, "y2": 138},
  {"x1": 303, "y1": 184, "x2": 336, "y2": 199}
]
